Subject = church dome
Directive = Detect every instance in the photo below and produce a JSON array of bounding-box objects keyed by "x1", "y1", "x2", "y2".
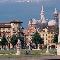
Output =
[
  {"x1": 28, "y1": 18, "x2": 37, "y2": 25},
  {"x1": 48, "y1": 20, "x2": 57, "y2": 26},
  {"x1": 37, "y1": 20, "x2": 41, "y2": 23},
  {"x1": 32, "y1": 18, "x2": 37, "y2": 24},
  {"x1": 41, "y1": 19, "x2": 47, "y2": 24}
]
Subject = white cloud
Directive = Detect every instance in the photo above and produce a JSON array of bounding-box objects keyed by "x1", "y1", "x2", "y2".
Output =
[
  {"x1": 16, "y1": 0, "x2": 49, "y2": 2},
  {"x1": 0, "y1": 0, "x2": 51, "y2": 3}
]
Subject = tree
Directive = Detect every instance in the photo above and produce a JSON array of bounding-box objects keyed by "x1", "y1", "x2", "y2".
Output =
[
  {"x1": 17, "y1": 34, "x2": 25, "y2": 49},
  {"x1": 53, "y1": 34, "x2": 58, "y2": 44},
  {"x1": 10, "y1": 34, "x2": 17, "y2": 48},
  {"x1": 1, "y1": 35, "x2": 8, "y2": 49},
  {"x1": 32, "y1": 31, "x2": 43, "y2": 49},
  {"x1": 10, "y1": 33, "x2": 25, "y2": 49}
]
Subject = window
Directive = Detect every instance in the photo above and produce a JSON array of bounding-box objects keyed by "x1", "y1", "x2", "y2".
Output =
[
  {"x1": 46, "y1": 34, "x2": 47, "y2": 36},
  {"x1": 43, "y1": 30, "x2": 45, "y2": 32},
  {"x1": 43, "y1": 34, "x2": 44, "y2": 36},
  {"x1": 48, "y1": 32, "x2": 50, "y2": 34},
  {"x1": 3, "y1": 28, "x2": 5, "y2": 30},
  {"x1": 51, "y1": 32, "x2": 53, "y2": 34},
  {"x1": 8, "y1": 28, "x2": 10, "y2": 30},
  {"x1": 48, "y1": 36, "x2": 50, "y2": 38},
  {"x1": 0, "y1": 33, "x2": 1, "y2": 36},
  {"x1": 13, "y1": 28, "x2": 15, "y2": 31}
]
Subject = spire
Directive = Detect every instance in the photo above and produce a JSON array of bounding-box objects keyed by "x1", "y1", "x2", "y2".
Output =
[
  {"x1": 41, "y1": 5, "x2": 44, "y2": 12},
  {"x1": 54, "y1": 8, "x2": 58, "y2": 14},
  {"x1": 40, "y1": 5, "x2": 45, "y2": 20}
]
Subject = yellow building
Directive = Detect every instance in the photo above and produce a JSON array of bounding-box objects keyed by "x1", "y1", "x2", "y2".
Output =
[{"x1": 39, "y1": 28, "x2": 54, "y2": 45}]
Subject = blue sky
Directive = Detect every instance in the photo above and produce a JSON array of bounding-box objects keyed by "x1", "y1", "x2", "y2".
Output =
[
  {"x1": 0, "y1": 0, "x2": 59, "y2": 3},
  {"x1": 0, "y1": 0, "x2": 51, "y2": 3},
  {"x1": 0, "y1": 0, "x2": 60, "y2": 28}
]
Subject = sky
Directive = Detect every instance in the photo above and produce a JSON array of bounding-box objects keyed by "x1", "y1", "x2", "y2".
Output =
[
  {"x1": 0, "y1": 0, "x2": 60, "y2": 28},
  {"x1": 0, "y1": 0, "x2": 59, "y2": 2},
  {"x1": 0, "y1": 0, "x2": 51, "y2": 2}
]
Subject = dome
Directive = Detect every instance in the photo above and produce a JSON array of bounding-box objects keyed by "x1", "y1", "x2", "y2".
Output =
[
  {"x1": 48, "y1": 20, "x2": 57, "y2": 26},
  {"x1": 32, "y1": 18, "x2": 37, "y2": 24},
  {"x1": 37, "y1": 19, "x2": 41, "y2": 22},
  {"x1": 28, "y1": 18, "x2": 37, "y2": 25},
  {"x1": 41, "y1": 19, "x2": 47, "y2": 24}
]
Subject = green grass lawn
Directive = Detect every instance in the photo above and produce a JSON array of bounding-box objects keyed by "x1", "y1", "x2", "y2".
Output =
[{"x1": 0, "y1": 49, "x2": 57, "y2": 58}]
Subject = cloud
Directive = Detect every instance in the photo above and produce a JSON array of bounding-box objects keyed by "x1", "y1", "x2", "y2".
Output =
[
  {"x1": 15, "y1": 0, "x2": 50, "y2": 3},
  {"x1": 0, "y1": 0, "x2": 51, "y2": 3}
]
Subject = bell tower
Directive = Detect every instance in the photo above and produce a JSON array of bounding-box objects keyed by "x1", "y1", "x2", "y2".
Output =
[
  {"x1": 58, "y1": 13, "x2": 60, "y2": 43},
  {"x1": 10, "y1": 19, "x2": 22, "y2": 36},
  {"x1": 40, "y1": 5, "x2": 45, "y2": 20},
  {"x1": 53, "y1": 8, "x2": 59, "y2": 26}
]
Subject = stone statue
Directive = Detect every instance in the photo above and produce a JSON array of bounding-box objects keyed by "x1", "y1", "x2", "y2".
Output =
[{"x1": 16, "y1": 39, "x2": 21, "y2": 55}]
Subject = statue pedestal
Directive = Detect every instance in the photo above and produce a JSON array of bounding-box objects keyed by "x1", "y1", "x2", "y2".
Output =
[
  {"x1": 16, "y1": 47, "x2": 20, "y2": 55},
  {"x1": 57, "y1": 43, "x2": 60, "y2": 55},
  {"x1": 37, "y1": 44, "x2": 40, "y2": 50},
  {"x1": 46, "y1": 44, "x2": 49, "y2": 54},
  {"x1": 46, "y1": 50, "x2": 49, "y2": 53}
]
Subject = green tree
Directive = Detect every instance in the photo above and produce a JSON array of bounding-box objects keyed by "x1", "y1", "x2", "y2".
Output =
[
  {"x1": 1, "y1": 35, "x2": 8, "y2": 48},
  {"x1": 32, "y1": 31, "x2": 43, "y2": 49},
  {"x1": 17, "y1": 34, "x2": 25, "y2": 49},
  {"x1": 10, "y1": 34, "x2": 17, "y2": 48},
  {"x1": 53, "y1": 34, "x2": 58, "y2": 44},
  {"x1": 10, "y1": 33, "x2": 25, "y2": 49}
]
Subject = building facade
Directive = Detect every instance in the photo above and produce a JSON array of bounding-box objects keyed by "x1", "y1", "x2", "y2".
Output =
[
  {"x1": 0, "y1": 19, "x2": 22, "y2": 39},
  {"x1": 39, "y1": 28, "x2": 54, "y2": 45},
  {"x1": 24, "y1": 6, "x2": 58, "y2": 45}
]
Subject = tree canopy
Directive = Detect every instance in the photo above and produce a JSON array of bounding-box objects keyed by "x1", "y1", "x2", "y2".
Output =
[
  {"x1": 1, "y1": 35, "x2": 8, "y2": 46},
  {"x1": 10, "y1": 34, "x2": 25, "y2": 49},
  {"x1": 32, "y1": 31, "x2": 43, "y2": 44},
  {"x1": 53, "y1": 34, "x2": 58, "y2": 44},
  {"x1": 10, "y1": 34, "x2": 17, "y2": 47}
]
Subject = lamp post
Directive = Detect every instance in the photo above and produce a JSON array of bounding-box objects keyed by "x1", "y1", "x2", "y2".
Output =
[
  {"x1": 0, "y1": 38, "x2": 2, "y2": 50},
  {"x1": 0, "y1": 38, "x2": 1, "y2": 41},
  {"x1": 46, "y1": 39, "x2": 49, "y2": 53}
]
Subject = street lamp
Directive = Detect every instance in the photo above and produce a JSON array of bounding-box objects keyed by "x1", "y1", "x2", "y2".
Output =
[
  {"x1": 0, "y1": 38, "x2": 2, "y2": 50},
  {"x1": 0, "y1": 39, "x2": 1, "y2": 41}
]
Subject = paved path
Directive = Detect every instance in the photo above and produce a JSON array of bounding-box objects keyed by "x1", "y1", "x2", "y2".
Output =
[{"x1": 0, "y1": 56, "x2": 60, "y2": 60}]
